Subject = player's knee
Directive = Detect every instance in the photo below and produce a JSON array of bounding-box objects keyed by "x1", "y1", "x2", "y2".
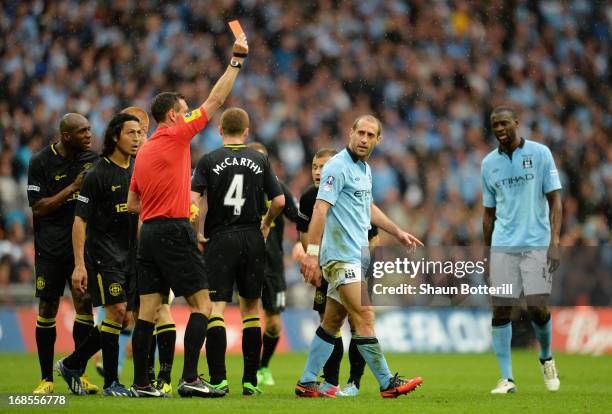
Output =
[
  {"x1": 187, "y1": 291, "x2": 212, "y2": 316},
  {"x1": 190, "y1": 301, "x2": 211, "y2": 317},
  {"x1": 157, "y1": 305, "x2": 174, "y2": 325},
  {"x1": 492, "y1": 306, "x2": 512, "y2": 324},
  {"x1": 105, "y1": 303, "x2": 127, "y2": 324},
  {"x1": 347, "y1": 308, "x2": 375, "y2": 336},
  {"x1": 72, "y1": 292, "x2": 92, "y2": 315},
  {"x1": 322, "y1": 311, "x2": 344, "y2": 334},
  {"x1": 124, "y1": 311, "x2": 135, "y2": 329},
  {"x1": 265, "y1": 313, "x2": 281, "y2": 335},
  {"x1": 38, "y1": 298, "x2": 59, "y2": 318},
  {"x1": 139, "y1": 295, "x2": 162, "y2": 322},
  {"x1": 527, "y1": 306, "x2": 550, "y2": 325},
  {"x1": 359, "y1": 307, "x2": 375, "y2": 327},
  {"x1": 240, "y1": 301, "x2": 259, "y2": 317}
]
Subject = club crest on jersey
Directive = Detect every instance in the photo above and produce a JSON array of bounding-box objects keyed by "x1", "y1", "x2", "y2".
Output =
[
  {"x1": 184, "y1": 108, "x2": 202, "y2": 123},
  {"x1": 522, "y1": 156, "x2": 533, "y2": 169},
  {"x1": 323, "y1": 176, "x2": 334, "y2": 192}
]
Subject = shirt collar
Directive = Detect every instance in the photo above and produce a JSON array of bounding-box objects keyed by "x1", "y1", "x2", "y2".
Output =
[
  {"x1": 498, "y1": 137, "x2": 525, "y2": 155},
  {"x1": 345, "y1": 146, "x2": 360, "y2": 163}
]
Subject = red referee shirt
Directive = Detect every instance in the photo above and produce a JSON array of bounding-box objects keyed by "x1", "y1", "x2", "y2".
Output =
[{"x1": 130, "y1": 107, "x2": 208, "y2": 222}]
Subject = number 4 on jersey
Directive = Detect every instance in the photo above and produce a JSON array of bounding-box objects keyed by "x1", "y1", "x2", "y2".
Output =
[{"x1": 224, "y1": 174, "x2": 246, "y2": 215}]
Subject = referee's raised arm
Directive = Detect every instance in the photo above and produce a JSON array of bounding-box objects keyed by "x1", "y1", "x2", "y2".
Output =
[{"x1": 201, "y1": 33, "x2": 249, "y2": 119}]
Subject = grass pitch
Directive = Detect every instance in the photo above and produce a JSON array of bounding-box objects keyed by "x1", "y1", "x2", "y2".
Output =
[{"x1": 1, "y1": 351, "x2": 610, "y2": 413}]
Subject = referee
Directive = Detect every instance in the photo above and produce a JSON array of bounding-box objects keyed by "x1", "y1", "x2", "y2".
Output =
[
  {"x1": 27, "y1": 113, "x2": 99, "y2": 395},
  {"x1": 191, "y1": 108, "x2": 285, "y2": 396},
  {"x1": 127, "y1": 34, "x2": 248, "y2": 398}
]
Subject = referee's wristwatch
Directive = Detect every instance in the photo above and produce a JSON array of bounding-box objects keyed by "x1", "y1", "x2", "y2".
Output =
[{"x1": 229, "y1": 59, "x2": 242, "y2": 69}]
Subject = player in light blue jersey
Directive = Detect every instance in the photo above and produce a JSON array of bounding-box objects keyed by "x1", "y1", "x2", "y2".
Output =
[
  {"x1": 295, "y1": 115, "x2": 424, "y2": 399},
  {"x1": 481, "y1": 106, "x2": 562, "y2": 394}
]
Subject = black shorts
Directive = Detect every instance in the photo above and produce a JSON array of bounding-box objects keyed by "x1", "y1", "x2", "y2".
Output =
[
  {"x1": 138, "y1": 218, "x2": 208, "y2": 298},
  {"x1": 34, "y1": 257, "x2": 74, "y2": 300},
  {"x1": 204, "y1": 227, "x2": 265, "y2": 302},
  {"x1": 261, "y1": 273, "x2": 286, "y2": 313},
  {"x1": 132, "y1": 291, "x2": 173, "y2": 310},
  {"x1": 313, "y1": 278, "x2": 328, "y2": 314},
  {"x1": 87, "y1": 264, "x2": 137, "y2": 311}
]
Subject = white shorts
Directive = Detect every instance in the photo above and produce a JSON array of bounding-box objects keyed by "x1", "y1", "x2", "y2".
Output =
[
  {"x1": 322, "y1": 261, "x2": 362, "y2": 304},
  {"x1": 490, "y1": 250, "x2": 551, "y2": 298}
]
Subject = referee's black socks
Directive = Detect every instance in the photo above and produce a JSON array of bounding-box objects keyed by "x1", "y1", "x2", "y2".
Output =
[
  {"x1": 35, "y1": 316, "x2": 56, "y2": 381},
  {"x1": 205, "y1": 314, "x2": 226, "y2": 385},
  {"x1": 242, "y1": 314, "x2": 261, "y2": 385},
  {"x1": 182, "y1": 312, "x2": 208, "y2": 382},
  {"x1": 132, "y1": 319, "x2": 155, "y2": 386},
  {"x1": 322, "y1": 332, "x2": 343, "y2": 386},
  {"x1": 100, "y1": 319, "x2": 122, "y2": 388},
  {"x1": 156, "y1": 323, "x2": 176, "y2": 383},
  {"x1": 147, "y1": 331, "x2": 156, "y2": 382}
]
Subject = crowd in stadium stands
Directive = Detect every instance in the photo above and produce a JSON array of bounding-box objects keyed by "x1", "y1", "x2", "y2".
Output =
[{"x1": 0, "y1": 1, "x2": 609, "y2": 304}]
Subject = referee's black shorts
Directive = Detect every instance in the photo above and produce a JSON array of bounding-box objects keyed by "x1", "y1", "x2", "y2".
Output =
[
  {"x1": 137, "y1": 218, "x2": 208, "y2": 298},
  {"x1": 203, "y1": 226, "x2": 265, "y2": 303}
]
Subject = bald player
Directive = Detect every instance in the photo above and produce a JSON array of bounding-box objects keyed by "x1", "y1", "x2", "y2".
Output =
[{"x1": 28, "y1": 113, "x2": 100, "y2": 394}]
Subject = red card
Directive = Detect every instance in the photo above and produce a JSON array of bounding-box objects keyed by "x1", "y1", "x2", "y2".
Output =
[{"x1": 229, "y1": 20, "x2": 245, "y2": 39}]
